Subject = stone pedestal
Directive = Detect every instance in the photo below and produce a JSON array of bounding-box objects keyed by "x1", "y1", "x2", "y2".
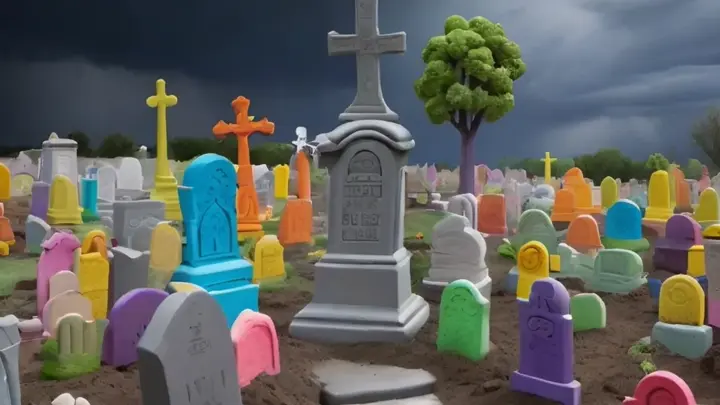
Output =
[
  {"x1": 290, "y1": 121, "x2": 429, "y2": 343},
  {"x1": 39, "y1": 133, "x2": 78, "y2": 185}
]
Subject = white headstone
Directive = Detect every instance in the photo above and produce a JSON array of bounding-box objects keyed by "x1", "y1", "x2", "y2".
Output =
[
  {"x1": 97, "y1": 166, "x2": 117, "y2": 202},
  {"x1": 116, "y1": 157, "x2": 144, "y2": 190},
  {"x1": 38, "y1": 132, "x2": 78, "y2": 184}
]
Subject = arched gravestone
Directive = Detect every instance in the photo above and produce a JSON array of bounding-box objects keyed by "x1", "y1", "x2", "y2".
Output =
[
  {"x1": 290, "y1": 120, "x2": 429, "y2": 343},
  {"x1": 102, "y1": 288, "x2": 169, "y2": 367}
]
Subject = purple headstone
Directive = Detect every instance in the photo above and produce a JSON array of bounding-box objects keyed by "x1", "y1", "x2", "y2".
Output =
[
  {"x1": 30, "y1": 181, "x2": 50, "y2": 221},
  {"x1": 653, "y1": 214, "x2": 702, "y2": 274},
  {"x1": 510, "y1": 278, "x2": 580, "y2": 405},
  {"x1": 102, "y1": 288, "x2": 169, "y2": 367}
]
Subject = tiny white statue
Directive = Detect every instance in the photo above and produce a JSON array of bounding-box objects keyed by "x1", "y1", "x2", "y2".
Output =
[{"x1": 292, "y1": 126, "x2": 317, "y2": 155}]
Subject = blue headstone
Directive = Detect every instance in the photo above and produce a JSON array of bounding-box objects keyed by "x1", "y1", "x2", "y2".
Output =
[
  {"x1": 80, "y1": 178, "x2": 99, "y2": 219},
  {"x1": 605, "y1": 199, "x2": 642, "y2": 240},
  {"x1": 171, "y1": 153, "x2": 258, "y2": 326}
]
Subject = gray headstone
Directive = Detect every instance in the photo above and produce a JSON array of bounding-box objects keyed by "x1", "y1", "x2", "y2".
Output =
[
  {"x1": 112, "y1": 200, "x2": 165, "y2": 247},
  {"x1": 290, "y1": 120, "x2": 429, "y2": 343},
  {"x1": 24, "y1": 214, "x2": 52, "y2": 255},
  {"x1": 109, "y1": 247, "x2": 150, "y2": 308},
  {"x1": 0, "y1": 315, "x2": 21, "y2": 405},
  {"x1": 327, "y1": 0, "x2": 406, "y2": 122},
  {"x1": 128, "y1": 217, "x2": 161, "y2": 252},
  {"x1": 137, "y1": 291, "x2": 242, "y2": 405}
]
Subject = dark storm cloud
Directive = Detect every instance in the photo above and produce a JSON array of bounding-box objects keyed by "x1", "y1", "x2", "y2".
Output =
[{"x1": 1, "y1": 0, "x2": 719, "y2": 165}]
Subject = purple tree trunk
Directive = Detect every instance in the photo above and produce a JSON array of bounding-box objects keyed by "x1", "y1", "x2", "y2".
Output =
[{"x1": 458, "y1": 133, "x2": 477, "y2": 194}]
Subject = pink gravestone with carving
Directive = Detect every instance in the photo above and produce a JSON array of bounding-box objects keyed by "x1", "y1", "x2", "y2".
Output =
[
  {"x1": 623, "y1": 370, "x2": 696, "y2": 405},
  {"x1": 231, "y1": 309, "x2": 280, "y2": 387},
  {"x1": 102, "y1": 288, "x2": 169, "y2": 367},
  {"x1": 36, "y1": 232, "x2": 81, "y2": 319}
]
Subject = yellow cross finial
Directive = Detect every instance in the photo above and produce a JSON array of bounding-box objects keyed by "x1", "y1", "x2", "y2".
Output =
[
  {"x1": 146, "y1": 79, "x2": 178, "y2": 109},
  {"x1": 541, "y1": 152, "x2": 557, "y2": 181}
]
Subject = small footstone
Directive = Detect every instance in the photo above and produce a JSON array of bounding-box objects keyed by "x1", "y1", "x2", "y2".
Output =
[
  {"x1": 314, "y1": 360, "x2": 436, "y2": 405},
  {"x1": 570, "y1": 293, "x2": 606, "y2": 332}
]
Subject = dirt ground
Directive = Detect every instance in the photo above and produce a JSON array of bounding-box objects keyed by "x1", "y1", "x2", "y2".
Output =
[{"x1": 3, "y1": 212, "x2": 720, "y2": 404}]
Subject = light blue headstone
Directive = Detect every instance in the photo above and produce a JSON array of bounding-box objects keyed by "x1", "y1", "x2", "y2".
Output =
[
  {"x1": 171, "y1": 153, "x2": 258, "y2": 327},
  {"x1": 80, "y1": 178, "x2": 98, "y2": 215},
  {"x1": 651, "y1": 322, "x2": 712, "y2": 360},
  {"x1": 605, "y1": 199, "x2": 642, "y2": 240}
]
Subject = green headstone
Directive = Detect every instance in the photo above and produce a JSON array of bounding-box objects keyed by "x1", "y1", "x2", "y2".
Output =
[
  {"x1": 510, "y1": 209, "x2": 560, "y2": 254},
  {"x1": 586, "y1": 249, "x2": 647, "y2": 294},
  {"x1": 437, "y1": 279, "x2": 490, "y2": 361},
  {"x1": 570, "y1": 293, "x2": 606, "y2": 332}
]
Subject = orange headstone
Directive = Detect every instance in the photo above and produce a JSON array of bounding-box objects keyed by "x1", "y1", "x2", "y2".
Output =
[
  {"x1": 673, "y1": 167, "x2": 691, "y2": 209},
  {"x1": 0, "y1": 203, "x2": 13, "y2": 244},
  {"x1": 277, "y1": 199, "x2": 312, "y2": 246},
  {"x1": 551, "y1": 189, "x2": 577, "y2": 222},
  {"x1": 212, "y1": 97, "x2": 275, "y2": 235},
  {"x1": 477, "y1": 194, "x2": 507, "y2": 235},
  {"x1": 295, "y1": 151, "x2": 311, "y2": 200},
  {"x1": 566, "y1": 214, "x2": 603, "y2": 253},
  {"x1": 562, "y1": 168, "x2": 600, "y2": 214}
]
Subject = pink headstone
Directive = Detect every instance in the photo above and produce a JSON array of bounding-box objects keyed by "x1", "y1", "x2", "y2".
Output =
[
  {"x1": 653, "y1": 214, "x2": 702, "y2": 274},
  {"x1": 488, "y1": 168, "x2": 505, "y2": 184},
  {"x1": 510, "y1": 278, "x2": 580, "y2": 405},
  {"x1": 699, "y1": 166, "x2": 710, "y2": 192},
  {"x1": 102, "y1": 288, "x2": 169, "y2": 367},
  {"x1": 623, "y1": 371, "x2": 696, "y2": 405},
  {"x1": 231, "y1": 309, "x2": 280, "y2": 387},
  {"x1": 36, "y1": 232, "x2": 80, "y2": 319},
  {"x1": 426, "y1": 165, "x2": 438, "y2": 192}
]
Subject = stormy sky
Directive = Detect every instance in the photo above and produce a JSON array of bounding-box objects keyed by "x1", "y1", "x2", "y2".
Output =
[{"x1": 1, "y1": 0, "x2": 719, "y2": 166}]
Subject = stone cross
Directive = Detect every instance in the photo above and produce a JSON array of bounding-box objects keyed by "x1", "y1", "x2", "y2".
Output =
[
  {"x1": 146, "y1": 79, "x2": 177, "y2": 178},
  {"x1": 328, "y1": 0, "x2": 406, "y2": 122},
  {"x1": 540, "y1": 152, "x2": 557, "y2": 183}
]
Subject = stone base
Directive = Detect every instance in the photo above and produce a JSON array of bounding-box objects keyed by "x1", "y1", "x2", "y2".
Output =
[
  {"x1": 651, "y1": 322, "x2": 712, "y2": 360},
  {"x1": 421, "y1": 276, "x2": 492, "y2": 302},
  {"x1": 290, "y1": 250, "x2": 429, "y2": 343},
  {"x1": 510, "y1": 371, "x2": 580, "y2": 405}
]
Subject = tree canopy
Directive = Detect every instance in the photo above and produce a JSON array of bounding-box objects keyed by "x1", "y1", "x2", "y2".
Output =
[
  {"x1": 95, "y1": 133, "x2": 136, "y2": 158},
  {"x1": 414, "y1": 15, "x2": 526, "y2": 134},
  {"x1": 692, "y1": 107, "x2": 720, "y2": 168}
]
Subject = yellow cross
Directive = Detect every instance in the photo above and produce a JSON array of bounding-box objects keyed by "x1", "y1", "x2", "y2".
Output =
[
  {"x1": 146, "y1": 79, "x2": 177, "y2": 177},
  {"x1": 146, "y1": 79, "x2": 178, "y2": 109},
  {"x1": 540, "y1": 152, "x2": 557, "y2": 181}
]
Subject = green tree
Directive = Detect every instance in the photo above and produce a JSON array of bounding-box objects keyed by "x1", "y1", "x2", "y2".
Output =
[
  {"x1": 169, "y1": 138, "x2": 222, "y2": 162},
  {"x1": 95, "y1": 133, "x2": 136, "y2": 158},
  {"x1": 645, "y1": 153, "x2": 670, "y2": 172},
  {"x1": 249, "y1": 142, "x2": 293, "y2": 166},
  {"x1": 552, "y1": 158, "x2": 575, "y2": 178},
  {"x1": 684, "y1": 158, "x2": 703, "y2": 180},
  {"x1": 692, "y1": 107, "x2": 720, "y2": 169},
  {"x1": 414, "y1": 15, "x2": 526, "y2": 194},
  {"x1": 67, "y1": 131, "x2": 92, "y2": 157}
]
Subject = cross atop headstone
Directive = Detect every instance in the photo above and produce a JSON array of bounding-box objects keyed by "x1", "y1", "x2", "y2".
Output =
[{"x1": 328, "y1": 0, "x2": 406, "y2": 122}]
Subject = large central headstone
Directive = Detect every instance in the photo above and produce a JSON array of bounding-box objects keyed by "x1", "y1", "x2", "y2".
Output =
[{"x1": 289, "y1": 0, "x2": 428, "y2": 343}]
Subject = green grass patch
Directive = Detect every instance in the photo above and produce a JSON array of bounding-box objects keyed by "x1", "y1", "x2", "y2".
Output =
[
  {"x1": 628, "y1": 340, "x2": 657, "y2": 375},
  {"x1": 601, "y1": 237, "x2": 651, "y2": 253},
  {"x1": 410, "y1": 250, "x2": 431, "y2": 293},
  {"x1": 313, "y1": 235, "x2": 328, "y2": 248},
  {"x1": 404, "y1": 210, "x2": 448, "y2": 239},
  {"x1": 259, "y1": 263, "x2": 311, "y2": 292},
  {"x1": 639, "y1": 359, "x2": 657, "y2": 375},
  {"x1": 39, "y1": 339, "x2": 100, "y2": 381},
  {"x1": 261, "y1": 218, "x2": 280, "y2": 235},
  {"x1": 0, "y1": 256, "x2": 38, "y2": 296},
  {"x1": 272, "y1": 199, "x2": 287, "y2": 218},
  {"x1": 497, "y1": 242, "x2": 517, "y2": 261}
]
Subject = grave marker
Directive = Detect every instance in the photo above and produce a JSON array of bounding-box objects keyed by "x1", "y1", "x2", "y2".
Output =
[
  {"x1": 623, "y1": 370, "x2": 696, "y2": 405},
  {"x1": 437, "y1": 279, "x2": 490, "y2": 361},
  {"x1": 230, "y1": 309, "x2": 281, "y2": 387},
  {"x1": 516, "y1": 241, "x2": 550, "y2": 300}
]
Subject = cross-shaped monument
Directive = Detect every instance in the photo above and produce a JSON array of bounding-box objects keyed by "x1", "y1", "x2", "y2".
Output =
[
  {"x1": 540, "y1": 152, "x2": 557, "y2": 183},
  {"x1": 328, "y1": 0, "x2": 406, "y2": 122},
  {"x1": 213, "y1": 96, "x2": 275, "y2": 239},
  {"x1": 147, "y1": 79, "x2": 182, "y2": 220}
]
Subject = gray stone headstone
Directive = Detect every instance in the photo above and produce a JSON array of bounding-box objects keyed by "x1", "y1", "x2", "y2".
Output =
[
  {"x1": 290, "y1": 120, "x2": 429, "y2": 343},
  {"x1": 128, "y1": 217, "x2": 161, "y2": 252},
  {"x1": 24, "y1": 215, "x2": 52, "y2": 255},
  {"x1": 327, "y1": 0, "x2": 406, "y2": 122},
  {"x1": 137, "y1": 291, "x2": 242, "y2": 405},
  {"x1": 112, "y1": 200, "x2": 165, "y2": 247},
  {"x1": 0, "y1": 315, "x2": 21, "y2": 405},
  {"x1": 109, "y1": 247, "x2": 150, "y2": 308}
]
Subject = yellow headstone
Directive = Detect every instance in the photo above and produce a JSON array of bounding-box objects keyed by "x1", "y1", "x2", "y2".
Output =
[
  {"x1": 47, "y1": 175, "x2": 83, "y2": 225},
  {"x1": 516, "y1": 241, "x2": 550, "y2": 300},
  {"x1": 644, "y1": 170, "x2": 672, "y2": 222},
  {"x1": 273, "y1": 164, "x2": 290, "y2": 199},
  {"x1": 687, "y1": 245, "x2": 706, "y2": 278},
  {"x1": 667, "y1": 164, "x2": 678, "y2": 210},
  {"x1": 253, "y1": 234, "x2": 286, "y2": 283},
  {"x1": 0, "y1": 163, "x2": 10, "y2": 200},
  {"x1": 147, "y1": 79, "x2": 182, "y2": 221},
  {"x1": 694, "y1": 188, "x2": 719, "y2": 224},
  {"x1": 81, "y1": 230, "x2": 108, "y2": 260},
  {"x1": 600, "y1": 176, "x2": 618, "y2": 210},
  {"x1": 148, "y1": 222, "x2": 182, "y2": 289},
  {"x1": 77, "y1": 239, "x2": 110, "y2": 319},
  {"x1": 658, "y1": 274, "x2": 704, "y2": 326}
]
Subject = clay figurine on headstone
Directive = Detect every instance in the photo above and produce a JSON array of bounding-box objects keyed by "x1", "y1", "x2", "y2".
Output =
[
  {"x1": 436, "y1": 279, "x2": 490, "y2": 361},
  {"x1": 0, "y1": 314, "x2": 21, "y2": 405},
  {"x1": 511, "y1": 278, "x2": 581, "y2": 405},
  {"x1": 103, "y1": 288, "x2": 169, "y2": 367},
  {"x1": 137, "y1": 290, "x2": 243, "y2": 405},
  {"x1": 653, "y1": 214, "x2": 702, "y2": 275},
  {"x1": 510, "y1": 209, "x2": 560, "y2": 254},
  {"x1": 603, "y1": 199, "x2": 650, "y2": 253},
  {"x1": 422, "y1": 214, "x2": 491, "y2": 301},
  {"x1": 24, "y1": 214, "x2": 52, "y2": 255},
  {"x1": 586, "y1": 249, "x2": 647, "y2": 294},
  {"x1": 570, "y1": 293, "x2": 606, "y2": 332}
]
